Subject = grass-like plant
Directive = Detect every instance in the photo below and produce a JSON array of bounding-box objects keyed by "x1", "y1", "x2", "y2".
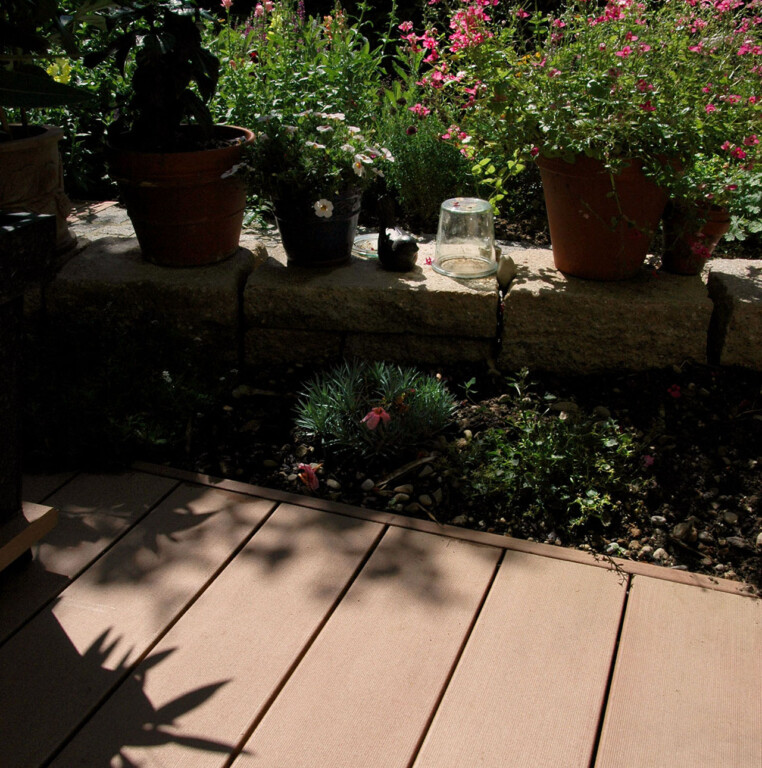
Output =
[{"x1": 294, "y1": 360, "x2": 457, "y2": 463}]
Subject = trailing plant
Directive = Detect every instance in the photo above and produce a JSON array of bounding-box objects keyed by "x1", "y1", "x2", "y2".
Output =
[{"x1": 294, "y1": 360, "x2": 458, "y2": 464}]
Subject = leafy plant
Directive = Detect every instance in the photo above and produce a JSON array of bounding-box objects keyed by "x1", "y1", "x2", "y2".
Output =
[
  {"x1": 455, "y1": 380, "x2": 637, "y2": 536},
  {"x1": 0, "y1": 0, "x2": 94, "y2": 136},
  {"x1": 83, "y1": 0, "x2": 223, "y2": 151},
  {"x1": 294, "y1": 360, "x2": 457, "y2": 464}
]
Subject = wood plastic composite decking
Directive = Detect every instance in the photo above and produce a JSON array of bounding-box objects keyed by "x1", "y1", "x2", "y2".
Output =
[{"x1": 1, "y1": 467, "x2": 759, "y2": 768}]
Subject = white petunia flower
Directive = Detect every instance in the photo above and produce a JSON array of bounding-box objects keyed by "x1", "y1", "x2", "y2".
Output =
[
  {"x1": 354, "y1": 153, "x2": 373, "y2": 164},
  {"x1": 348, "y1": 126, "x2": 362, "y2": 134},
  {"x1": 316, "y1": 125, "x2": 333, "y2": 133},
  {"x1": 314, "y1": 199, "x2": 334, "y2": 218},
  {"x1": 340, "y1": 143, "x2": 355, "y2": 153},
  {"x1": 353, "y1": 161, "x2": 365, "y2": 177},
  {"x1": 305, "y1": 141, "x2": 326, "y2": 150}
]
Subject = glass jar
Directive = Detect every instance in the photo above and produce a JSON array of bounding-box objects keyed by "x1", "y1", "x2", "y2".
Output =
[{"x1": 433, "y1": 198, "x2": 496, "y2": 278}]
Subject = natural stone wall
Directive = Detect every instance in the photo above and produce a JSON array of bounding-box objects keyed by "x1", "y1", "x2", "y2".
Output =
[{"x1": 499, "y1": 247, "x2": 715, "y2": 374}]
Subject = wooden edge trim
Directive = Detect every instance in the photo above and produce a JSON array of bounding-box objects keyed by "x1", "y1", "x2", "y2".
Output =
[
  {"x1": 132, "y1": 462, "x2": 758, "y2": 599},
  {"x1": 0, "y1": 503, "x2": 59, "y2": 572}
]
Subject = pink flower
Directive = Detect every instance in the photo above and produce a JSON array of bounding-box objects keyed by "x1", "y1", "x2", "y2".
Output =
[
  {"x1": 530, "y1": 146, "x2": 540, "y2": 156},
  {"x1": 731, "y1": 147, "x2": 747, "y2": 159},
  {"x1": 424, "y1": 255, "x2": 433, "y2": 265},
  {"x1": 516, "y1": 8, "x2": 530, "y2": 18},
  {"x1": 705, "y1": 103, "x2": 717, "y2": 113},
  {"x1": 744, "y1": 134, "x2": 759, "y2": 146},
  {"x1": 667, "y1": 384, "x2": 682, "y2": 399},
  {"x1": 297, "y1": 463, "x2": 319, "y2": 491},
  {"x1": 398, "y1": 21, "x2": 414, "y2": 32},
  {"x1": 614, "y1": 45, "x2": 632, "y2": 58},
  {"x1": 254, "y1": 3, "x2": 264, "y2": 16},
  {"x1": 409, "y1": 103, "x2": 431, "y2": 118},
  {"x1": 220, "y1": 0, "x2": 233, "y2": 8},
  {"x1": 640, "y1": 100, "x2": 656, "y2": 112},
  {"x1": 642, "y1": 454, "x2": 655, "y2": 468},
  {"x1": 361, "y1": 407, "x2": 391, "y2": 430}
]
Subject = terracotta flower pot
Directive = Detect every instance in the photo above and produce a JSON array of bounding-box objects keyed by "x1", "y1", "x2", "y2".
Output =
[
  {"x1": 274, "y1": 190, "x2": 361, "y2": 267},
  {"x1": 0, "y1": 125, "x2": 76, "y2": 255},
  {"x1": 537, "y1": 155, "x2": 668, "y2": 280},
  {"x1": 662, "y1": 202, "x2": 730, "y2": 275},
  {"x1": 107, "y1": 125, "x2": 254, "y2": 267}
]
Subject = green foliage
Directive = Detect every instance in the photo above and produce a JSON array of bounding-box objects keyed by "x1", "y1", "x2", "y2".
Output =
[
  {"x1": 456, "y1": 374, "x2": 637, "y2": 535},
  {"x1": 83, "y1": 0, "x2": 222, "y2": 151},
  {"x1": 210, "y1": 0, "x2": 385, "y2": 129},
  {"x1": 294, "y1": 360, "x2": 457, "y2": 464}
]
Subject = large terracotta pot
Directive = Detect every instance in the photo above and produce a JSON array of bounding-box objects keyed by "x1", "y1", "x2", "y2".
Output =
[
  {"x1": 662, "y1": 202, "x2": 730, "y2": 275},
  {"x1": 537, "y1": 155, "x2": 668, "y2": 280},
  {"x1": 107, "y1": 125, "x2": 254, "y2": 267},
  {"x1": 0, "y1": 125, "x2": 76, "y2": 255},
  {"x1": 274, "y1": 189, "x2": 361, "y2": 267}
]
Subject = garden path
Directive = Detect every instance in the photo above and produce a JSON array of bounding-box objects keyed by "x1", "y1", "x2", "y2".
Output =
[{"x1": 2, "y1": 465, "x2": 760, "y2": 768}]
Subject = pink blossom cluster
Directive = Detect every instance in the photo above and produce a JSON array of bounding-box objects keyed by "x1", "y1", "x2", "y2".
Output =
[{"x1": 448, "y1": 0, "x2": 496, "y2": 52}]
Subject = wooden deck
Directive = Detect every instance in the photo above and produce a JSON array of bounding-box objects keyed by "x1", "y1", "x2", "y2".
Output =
[{"x1": 2, "y1": 465, "x2": 760, "y2": 768}]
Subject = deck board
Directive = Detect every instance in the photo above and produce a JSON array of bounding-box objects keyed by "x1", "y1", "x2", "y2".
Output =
[
  {"x1": 413, "y1": 551, "x2": 627, "y2": 768},
  {"x1": 232, "y1": 527, "x2": 501, "y2": 768},
  {"x1": 51, "y1": 503, "x2": 385, "y2": 767},
  {"x1": 595, "y1": 575, "x2": 762, "y2": 767},
  {"x1": 0, "y1": 483, "x2": 275, "y2": 767},
  {"x1": 2, "y1": 472, "x2": 178, "y2": 642}
]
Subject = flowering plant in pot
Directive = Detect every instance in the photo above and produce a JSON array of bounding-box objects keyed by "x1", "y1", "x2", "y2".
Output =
[
  {"x1": 0, "y1": 0, "x2": 94, "y2": 253},
  {"x1": 243, "y1": 109, "x2": 393, "y2": 266},
  {"x1": 83, "y1": 0, "x2": 254, "y2": 266},
  {"x1": 398, "y1": 0, "x2": 762, "y2": 279}
]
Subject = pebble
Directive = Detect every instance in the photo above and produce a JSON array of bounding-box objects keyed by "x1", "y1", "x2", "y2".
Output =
[
  {"x1": 550, "y1": 400, "x2": 580, "y2": 414},
  {"x1": 722, "y1": 511, "x2": 739, "y2": 525},
  {"x1": 698, "y1": 530, "x2": 713, "y2": 543},
  {"x1": 263, "y1": 459, "x2": 279, "y2": 468},
  {"x1": 592, "y1": 405, "x2": 611, "y2": 419},
  {"x1": 432, "y1": 488, "x2": 443, "y2": 505},
  {"x1": 360, "y1": 478, "x2": 375, "y2": 492},
  {"x1": 287, "y1": 473, "x2": 298, "y2": 482},
  {"x1": 418, "y1": 494, "x2": 433, "y2": 507},
  {"x1": 725, "y1": 571, "x2": 738, "y2": 580},
  {"x1": 726, "y1": 536, "x2": 749, "y2": 550},
  {"x1": 650, "y1": 515, "x2": 667, "y2": 525},
  {"x1": 391, "y1": 493, "x2": 410, "y2": 505},
  {"x1": 394, "y1": 484, "x2": 414, "y2": 495},
  {"x1": 756, "y1": 532, "x2": 762, "y2": 549},
  {"x1": 451, "y1": 514, "x2": 469, "y2": 525},
  {"x1": 463, "y1": 429, "x2": 473, "y2": 442},
  {"x1": 672, "y1": 521, "x2": 695, "y2": 542},
  {"x1": 652, "y1": 547, "x2": 669, "y2": 562},
  {"x1": 418, "y1": 465, "x2": 435, "y2": 478},
  {"x1": 640, "y1": 545, "x2": 654, "y2": 558},
  {"x1": 605, "y1": 542, "x2": 620, "y2": 555},
  {"x1": 714, "y1": 563, "x2": 727, "y2": 573},
  {"x1": 629, "y1": 540, "x2": 641, "y2": 551},
  {"x1": 326, "y1": 478, "x2": 341, "y2": 491}
]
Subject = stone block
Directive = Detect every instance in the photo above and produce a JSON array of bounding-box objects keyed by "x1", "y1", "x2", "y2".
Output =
[
  {"x1": 244, "y1": 241, "x2": 497, "y2": 338},
  {"x1": 707, "y1": 260, "x2": 762, "y2": 370},
  {"x1": 244, "y1": 328, "x2": 343, "y2": 368},
  {"x1": 498, "y1": 247, "x2": 713, "y2": 374},
  {"x1": 345, "y1": 332, "x2": 493, "y2": 366},
  {"x1": 46, "y1": 236, "x2": 260, "y2": 363}
]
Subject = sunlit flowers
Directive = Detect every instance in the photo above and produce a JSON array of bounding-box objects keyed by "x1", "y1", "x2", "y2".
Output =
[
  {"x1": 314, "y1": 199, "x2": 334, "y2": 218},
  {"x1": 361, "y1": 407, "x2": 391, "y2": 430}
]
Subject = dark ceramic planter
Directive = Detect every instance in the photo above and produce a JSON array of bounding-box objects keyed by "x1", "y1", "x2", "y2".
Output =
[{"x1": 274, "y1": 190, "x2": 361, "y2": 267}]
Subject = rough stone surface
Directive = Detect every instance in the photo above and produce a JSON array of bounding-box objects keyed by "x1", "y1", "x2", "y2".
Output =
[
  {"x1": 244, "y1": 241, "x2": 498, "y2": 337},
  {"x1": 498, "y1": 246, "x2": 714, "y2": 374},
  {"x1": 245, "y1": 327, "x2": 343, "y2": 367},
  {"x1": 46, "y1": 235, "x2": 259, "y2": 363},
  {"x1": 344, "y1": 332, "x2": 493, "y2": 366},
  {"x1": 707, "y1": 259, "x2": 762, "y2": 370}
]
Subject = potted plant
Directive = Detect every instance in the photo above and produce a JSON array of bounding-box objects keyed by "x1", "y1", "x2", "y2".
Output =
[
  {"x1": 83, "y1": 0, "x2": 254, "y2": 267},
  {"x1": 399, "y1": 0, "x2": 761, "y2": 280},
  {"x1": 0, "y1": 0, "x2": 94, "y2": 254},
  {"x1": 243, "y1": 109, "x2": 393, "y2": 266}
]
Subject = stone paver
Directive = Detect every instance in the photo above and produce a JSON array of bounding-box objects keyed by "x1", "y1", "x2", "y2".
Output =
[
  {"x1": 499, "y1": 247, "x2": 714, "y2": 374},
  {"x1": 707, "y1": 259, "x2": 762, "y2": 369}
]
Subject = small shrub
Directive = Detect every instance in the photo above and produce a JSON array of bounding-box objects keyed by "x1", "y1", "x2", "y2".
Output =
[
  {"x1": 456, "y1": 398, "x2": 637, "y2": 536},
  {"x1": 294, "y1": 360, "x2": 457, "y2": 464}
]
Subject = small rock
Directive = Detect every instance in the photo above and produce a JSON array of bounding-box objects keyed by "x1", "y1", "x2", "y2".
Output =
[
  {"x1": 432, "y1": 488, "x2": 443, "y2": 505},
  {"x1": 698, "y1": 530, "x2": 713, "y2": 543},
  {"x1": 263, "y1": 459, "x2": 279, "y2": 468},
  {"x1": 404, "y1": 503, "x2": 420, "y2": 514},
  {"x1": 394, "y1": 484, "x2": 414, "y2": 495},
  {"x1": 418, "y1": 494, "x2": 433, "y2": 507},
  {"x1": 360, "y1": 478, "x2": 375, "y2": 492},
  {"x1": 391, "y1": 493, "x2": 410, "y2": 505},
  {"x1": 295, "y1": 445, "x2": 310, "y2": 459},
  {"x1": 701, "y1": 556, "x2": 713, "y2": 566},
  {"x1": 652, "y1": 547, "x2": 669, "y2": 562},
  {"x1": 463, "y1": 429, "x2": 473, "y2": 442},
  {"x1": 286, "y1": 473, "x2": 298, "y2": 482},
  {"x1": 756, "y1": 532, "x2": 762, "y2": 549},
  {"x1": 726, "y1": 536, "x2": 749, "y2": 550},
  {"x1": 639, "y1": 545, "x2": 654, "y2": 559},
  {"x1": 714, "y1": 563, "x2": 727, "y2": 573},
  {"x1": 418, "y1": 465, "x2": 435, "y2": 478},
  {"x1": 722, "y1": 510, "x2": 739, "y2": 525},
  {"x1": 670, "y1": 565, "x2": 689, "y2": 571},
  {"x1": 629, "y1": 540, "x2": 641, "y2": 551},
  {"x1": 326, "y1": 478, "x2": 341, "y2": 491},
  {"x1": 550, "y1": 401, "x2": 580, "y2": 415},
  {"x1": 451, "y1": 514, "x2": 468, "y2": 525},
  {"x1": 605, "y1": 542, "x2": 620, "y2": 555},
  {"x1": 672, "y1": 521, "x2": 697, "y2": 543},
  {"x1": 650, "y1": 515, "x2": 667, "y2": 526},
  {"x1": 592, "y1": 406, "x2": 611, "y2": 420}
]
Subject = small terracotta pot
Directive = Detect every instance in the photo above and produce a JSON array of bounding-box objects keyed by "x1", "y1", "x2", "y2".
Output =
[
  {"x1": 537, "y1": 155, "x2": 668, "y2": 281},
  {"x1": 108, "y1": 125, "x2": 254, "y2": 267},
  {"x1": 662, "y1": 202, "x2": 730, "y2": 275},
  {"x1": 274, "y1": 190, "x2": 361, "y2": 267}
]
